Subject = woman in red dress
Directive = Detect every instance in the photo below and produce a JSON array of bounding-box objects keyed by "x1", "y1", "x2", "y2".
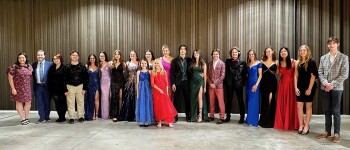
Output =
[
  {"x1": 274, "y1": 47, "x2": 299, "y2": 130},
  {"x1": 151, "y1": 59, "x2": 177, "y2": 128}
]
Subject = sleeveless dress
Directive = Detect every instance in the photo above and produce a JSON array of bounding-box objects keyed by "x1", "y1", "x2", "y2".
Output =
[
  {"x1": 135, "y1": 71, "x2": 155, "y2": 125},
  {"x1": 119, "y1": 61, "x2": 138, "y2": 121},
  {"x1": 110, "y1": 64, "x2": 124, "y2": 119},
  {"x1": 246, "y1": 63, "x2": 261, "y2": 126},
  {"x1": 259, "y1": 63, "x2": 277, "y2": 128},
  {"x1": 100, "y1": 65, "x2": 111, "y2": 119},
  {"x1": 189, "y1": 66, "x2": 208, "y2": 122},
  {"x1": 151, "y1": 71, "x2": 177, "y2": 123},
  {"x1": 274, "y1": 62, "x2": 299, "y2": 130},
  {"x1": 85, "y1": 69, "x2": 100, "y2": 120}
]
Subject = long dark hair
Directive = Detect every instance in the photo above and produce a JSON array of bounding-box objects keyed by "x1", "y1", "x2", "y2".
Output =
[
  {"x1": 190, "y1": 49, "x2": 205, "y2": 69},
  {"x1": 87, "y1": 54, "x2": 98, "y2": 67},
  {"x1": 113, "y1": 50, "x2": 126, "y2": 70},
  {"x1": 178, "y1": 45, "x2": 187, "y2": 53},
  {"x1": 144, "y1": 50, "x2": 155, "y2": 61},
  {"x1": 246, "y1": 49, "x2": 257, "y2": 65},
  {"x1": 129, "y1": 50, "x2": 139, "y2": 61},
  {"x1": 15, "y1": 52, "x2": 30, "y2": 66},
  {"x1": 279, "y1": 47, "x2": 292, "y2": 69},
  {"x1": 262, "y1": 46, "x2": 277, "y2": 61}
]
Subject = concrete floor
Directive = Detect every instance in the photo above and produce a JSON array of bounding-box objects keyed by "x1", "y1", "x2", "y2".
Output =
[{"x1": 0, "y1": 111, "x2": 349, "y2": 150}]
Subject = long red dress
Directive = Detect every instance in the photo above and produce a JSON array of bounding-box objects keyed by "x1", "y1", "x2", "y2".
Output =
[
  {"x1": 274, "y1": 63, "x2": 299, "y2": 130},
  {"x1": 151, "y1": 71, "x2": 177, "y2": 124}
]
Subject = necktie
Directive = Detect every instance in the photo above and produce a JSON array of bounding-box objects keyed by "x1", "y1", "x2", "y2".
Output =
[{"x1": 39, "y1": 62, "x2": 44, "y2": 83}]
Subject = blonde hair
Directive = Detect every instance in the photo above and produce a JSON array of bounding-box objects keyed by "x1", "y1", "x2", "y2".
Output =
[
  {"x1": 162, "y1": 45, "x2": 169, "y2": 51},
  {"x1": 297, "y1": 45, "x2": 312, "y2": 71},
  {"x1": 152, "y1": 58, "x2": 165, "y2": 74}
]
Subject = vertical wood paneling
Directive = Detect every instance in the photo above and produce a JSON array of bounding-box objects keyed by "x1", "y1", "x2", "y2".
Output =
[{"x1": 1, "y1": 0, "x2": 349, "y2": 114}]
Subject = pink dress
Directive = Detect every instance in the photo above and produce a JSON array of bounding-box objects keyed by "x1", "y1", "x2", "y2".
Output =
[
  {"x1": 100, "y1": 65, "x2": 111, "y2": 119},
  {"x1": 161, "y1": 57, "x2": 171, "y2": 86},
  {"x1": 6, "y1": 64, "x2": 33, "y2": 102}
]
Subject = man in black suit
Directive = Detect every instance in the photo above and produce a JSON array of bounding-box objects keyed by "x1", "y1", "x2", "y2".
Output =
[
  {"x1": 224, "y1": 47, "x2": 247, "y2": 123},
  {"x1": 171, "y1": 45, "x2": 192, "y2": 122}
]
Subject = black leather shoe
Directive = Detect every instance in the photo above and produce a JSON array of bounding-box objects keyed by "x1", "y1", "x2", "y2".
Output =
[
  {"x1": 174, "y1": 115, "x2": 178, "y2": 123},
  {"x1": 216, "y1": 119, "x2": 224, "y2": 124},
  {"x1": 238, "y1": 119, "x2": 244, "y2": 124},
  {"x1": 224, "y1": 117, "x2": 231, "y2": 122},
  {"x1": 69, "y1": 119, "x2": 74, "y2": 124},
  {"x1": 186, "y1": 116, "x2": 191, "y2": 122},
  {"x1": 78, "y1": 117, "x2": 84, "y2": 122},
  {"x1": 209, "y1": 117, "x2": 215, "y2": 121}
]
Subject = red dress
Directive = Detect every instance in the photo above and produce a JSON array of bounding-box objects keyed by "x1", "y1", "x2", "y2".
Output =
[
  {"x1": 151, "y1": 71, "x2": 177, "y2": 123},
  {"x1": 274, "y1": 64, "x2": 299, "y2": 130}
]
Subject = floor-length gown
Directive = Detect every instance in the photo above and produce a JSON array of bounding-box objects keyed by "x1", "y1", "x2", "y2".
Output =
[
  {"x1": 85, "y1": 69, "x2": 100, "y2": 120},
  {"x1": 259, "y1": 63, "x2": 277, "y2": 128},
  {"x1": 190, "y1": 67, "x2": 208, "y2": 122},
  {"x1": 135, "y1": 71, "x2": 155, "y2": 125},
  {"x1": 274, "y1": 63, "x2": 299, "y2": 130},
  {"x1": 151, "y1": 71, "x2": 177, "y2": 124},
  {"x1": 119, "y1": 62, "x2": 138, "y2": 121},
  {"x1": 110, "y1": 64, "x2": 124, "y2": 119},
  {"x1": 100, "y1": 65, "x2": 111, "y2": 119},
  {"x1": 246, "y1": 63, "x2": 262, "y2": 126},
  {"x1": 161, "y1": 57, "x2": 173, "y2": 101}
]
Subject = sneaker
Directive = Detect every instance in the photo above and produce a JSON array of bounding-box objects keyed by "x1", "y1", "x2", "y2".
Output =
[
  {"x1": 78, "y1": 117, "x2": 84, "y2": 122},
  {"x1": 332, "y1": 134, "x2": 341, "y2": 143},
  {"x1": 69, "y1": 119, "x2": 74, "y2": 124}
]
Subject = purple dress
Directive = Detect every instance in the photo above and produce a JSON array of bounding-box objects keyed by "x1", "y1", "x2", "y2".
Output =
[
  {"x1": 161, "y1": 57, "x2": 171, "y2": 86},
  {"x1": 100, "y1": 65, "x2": 111, "y2": 119},
  {"x1": 6, "y1": 64, "x2": 33, "y2": 102}
]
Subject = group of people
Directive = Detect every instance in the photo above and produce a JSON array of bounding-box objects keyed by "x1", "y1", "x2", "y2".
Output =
[{"x1": 6, "y1": 37, "x2": 348, "y2": 143}]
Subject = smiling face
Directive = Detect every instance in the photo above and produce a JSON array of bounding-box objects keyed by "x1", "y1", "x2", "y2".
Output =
[
  {"x1": 145, "y1": 51, "x2": 152, "y2": 60},
  {"x1": 70, "y1": 52, "x2": 79, "y2": 61},
  {"x1": 89, "y1": 55, "x2": 96, "y2": 64},
  {"x1": 130, "y1": 51, "x2": 137, "y2": 61},
  {"x1": 162, "y1": 47, "x2": 170, "y2": 56},
  {"x1": 18, "y1": 55, "x2": 26, "y2": 65},
  {"x1": 327, "y1": 41, "x2": 339, "y2": 52},
  {"x1": 193, "y1": 51, "x2": 200, "y2": 59},
  {"x1": 154, "y1": 60, "x2": 161, "y2": 70},
  {"x1": 280, "y1": 48, "x2": 288, "y2": 59},
  {"x1": 179, "y1": 46, "x2": 187, "y2": 56},
  {"x1": 140, "y1": 60, "x2": 148, "y2": 69},
  {"x1": 231, "y1": 49, "x2": 239, "y2": 60},
  {"x1": 37, "y1": 51, "x2": 45, "y2": 62},
  {"x1": 299, "y1": 47, "x2": 307, "y2": 59},
  {"x1": 248, "y1": 51, "x2": 255, "y2": 61},
  {"x1": 114, "y1": 51, "x2": 121, "y2": 60},
  {"x1": 53, "y1": 56, "x2": 61, "y2": 65},
  {"x1": 99, "y1": 53, "x2": 106, "y2": 62},
  {"x1": 212, "y1": 51, "x2": 220, "y2": 61},
  {"x1": 265, "y1": 48, "x2": 273, "y2": 58}
]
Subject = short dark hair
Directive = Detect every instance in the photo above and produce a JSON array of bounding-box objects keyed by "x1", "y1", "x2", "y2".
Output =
[
  {"x1": 52, "y1": 53, "x2": 64, "y2": 63},
  {"x1": 70, "y1": 50, "x2": 79, "y2": 56},
  {"x1": 229, "y1": 47, "x2": 241, "y2": 58},
  {"x1": 327, "y1": 37, "x2": 340, "y2": 44},
  {"x1": 211, "y1": 49, "x2": 221, "y2": 56},
  {"x1": 178, "y1": 45, "x2": 187, "y2": 52}
]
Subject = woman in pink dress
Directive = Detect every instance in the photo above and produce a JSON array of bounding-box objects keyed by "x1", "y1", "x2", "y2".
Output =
[
  {"x1": 160, "y1": 45, "x2": 174, "y2": 101},
  {"x1": 99, "y1": 52, "x2": 111, "y2": 119},
  {"x1": 151, "y1": 58, "x2": 177, "y2": 128},
  {"x1": 6, "y1": 53, "x2": 33, "y2": 125}
]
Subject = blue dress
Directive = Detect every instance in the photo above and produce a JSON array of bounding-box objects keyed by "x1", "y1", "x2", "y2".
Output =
[
  {"x1": 85, "y1": 69, "x2": 100, "y2": 120},
  {"x1": 135, "y1": 71, "x2": 155, "y2": 125},
  {"x1": 246, "y1": 63, "x2": 261, "y2": 126}
]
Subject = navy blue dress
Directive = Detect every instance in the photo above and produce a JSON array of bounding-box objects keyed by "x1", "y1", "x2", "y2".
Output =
[
  {"x1": 246, "y1": 63, "x2": 261, "y2": 126},
  {"x1": 135, "y1": 71, "x2": 155, "y2": 125},
  {"x1": 85, "y1": 69, "x2": 100, "y2": 120}
]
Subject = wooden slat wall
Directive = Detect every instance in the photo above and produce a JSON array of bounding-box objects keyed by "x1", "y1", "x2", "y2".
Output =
[{"x1": 1, "y1": 0, "x2": 349, "y2": 114}]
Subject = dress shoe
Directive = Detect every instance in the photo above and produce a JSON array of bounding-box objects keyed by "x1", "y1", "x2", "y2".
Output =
[
  {"x1": 69, "y1": 119, "x2": 74, "y2": 124},
  {"x1": 36, "y1": 119, "x2": 46, "y2": 124},
  {"x1": 301, "y1": 127, "x2": 310, "y2": 135},
  {"x1": 45, "y1": 118, "x2": 51, "y2": 122},
  {"x1": 317, "y1": 131, "x2": 331, "y2": 139},
  {"x1": 238, "y1": 119, "x2": 244, "y2": 124},
  {"x1": 78, "y1": 117, "x2": 84, "y2": 122},
  {"x1": 216, "y1": 119, "x2": 224, "y2": 124},
  {"x1": 224, "y1": 117, "x2": 231, "y2": 123},
  {"x1": 174, "y1": 115, "x2": 178, "y2": 123},
  {"x1": 186, "y1": 116, "x2": 191, "y2": 122},
  {"x1": 332, "y1": 134, "x2": 341, "y2": 143},
  {"x1": 209, "y1": 117, "x2": 215, "y2": 122}
]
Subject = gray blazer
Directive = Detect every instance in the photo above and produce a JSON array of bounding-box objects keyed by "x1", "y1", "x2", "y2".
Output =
[{"x1": 318, "y1": 52, "x2": 349, "y2": 90}]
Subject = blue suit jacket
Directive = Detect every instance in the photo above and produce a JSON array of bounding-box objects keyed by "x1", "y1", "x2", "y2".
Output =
[{"x1": 32, "y1": 60, "x2": 53, "y2": 89}]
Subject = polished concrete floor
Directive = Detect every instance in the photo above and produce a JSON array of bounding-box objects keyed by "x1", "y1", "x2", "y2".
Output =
[{"x1": 0, "y1": 111, "x2": 349, "y2": 150}]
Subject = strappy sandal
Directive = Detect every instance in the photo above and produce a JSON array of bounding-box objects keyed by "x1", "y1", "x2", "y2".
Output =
[{"x1": 197, "y1": 108, "x2": 202, "y2": 123}]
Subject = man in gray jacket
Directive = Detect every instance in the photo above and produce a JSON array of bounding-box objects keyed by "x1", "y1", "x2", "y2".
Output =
[{"x1": 317, "y1": 37, "x2": 349, "y2": 143}]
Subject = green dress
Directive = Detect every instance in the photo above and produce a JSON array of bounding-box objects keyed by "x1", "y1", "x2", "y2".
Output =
[{"x1": 190, "y1": 66, "x2": 208, "y2": 122}]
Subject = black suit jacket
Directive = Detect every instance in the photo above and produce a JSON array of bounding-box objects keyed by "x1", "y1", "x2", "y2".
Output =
[
  {"x1": 224, "y1": 58, "x2": 247, "y2": 88},
  {"x1": 170, "y1": 56, "x2": 192, "y2": 86}
]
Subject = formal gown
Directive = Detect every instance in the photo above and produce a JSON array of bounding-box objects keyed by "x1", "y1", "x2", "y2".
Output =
[
  {"x1": 151, "y1": 71, "x2": 177, "y2": 124},
  {"x1": 119, "y1": 61, "x2": 138, "y2": 121},
  {"x1": 190, "y1": 66, "x2": 208, "y2": 122},
  {"x1": 100, "y1": 65, "x2": 111, "y2": 119},
  {"x1": 274, "y1": 63, "x2": 299, "y2": 130},
  {"x1": 110, "y1": 64, "x2": 124, "y2": 119},
  {"x1": 48, "y1": 64, "x2": 67, "y2": 120},
  {"x1": 246, "y1": 63, "x2": 261, "y2": 126},
  {"x1": 135, "y1": 71, "x2": 155, "y2": 125},
  {"x1": 85, "y1": 69, "x2": 100, "y2": 120},
  {"x1": 296, "y1": 59, "x2": 318, "y2": 102},
  {"x1": 161, "y1": 57, "x2": 173, "y2": 102},
  {"x1": 259, "y1": 63, "x2": 277, "y2": 128}
]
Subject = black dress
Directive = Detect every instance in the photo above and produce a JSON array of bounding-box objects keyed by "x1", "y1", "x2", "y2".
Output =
[
  {"x1": 259, "y1": 63, "x2": 277, "y2": 128},
  {"x1": 297, "y1": 59, "x2": 318, "y2": 102},
  {"x1": 110, "y1": 64, "x2": 125, "y2": 119},
  {"x1": 47, "y1": 64, "x2": 67, "y2": 120}
]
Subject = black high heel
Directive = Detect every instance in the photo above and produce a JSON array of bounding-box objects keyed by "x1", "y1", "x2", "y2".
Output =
[
  {"x1": 301, "y1": 127, "x2": 310, "y2": 135},
  {"x1": 298, "y1": 127, "x2": 304, "y2": 134}
]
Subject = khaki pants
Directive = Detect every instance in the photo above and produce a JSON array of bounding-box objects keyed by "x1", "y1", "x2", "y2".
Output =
[{"x1": 66, "y1": 84, "x2": 85, "y2": 119}]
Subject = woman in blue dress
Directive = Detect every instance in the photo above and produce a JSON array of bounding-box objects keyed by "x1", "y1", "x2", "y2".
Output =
[
  {"x1": 85, "y1": 54, "x2": 100, "y2": 120},
  {"x1": 246, "y1": 49, "x2": 262, "y2": 126},
  {"x1": 135, "y1": 59, "x2": 155, "y2": 126}
]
